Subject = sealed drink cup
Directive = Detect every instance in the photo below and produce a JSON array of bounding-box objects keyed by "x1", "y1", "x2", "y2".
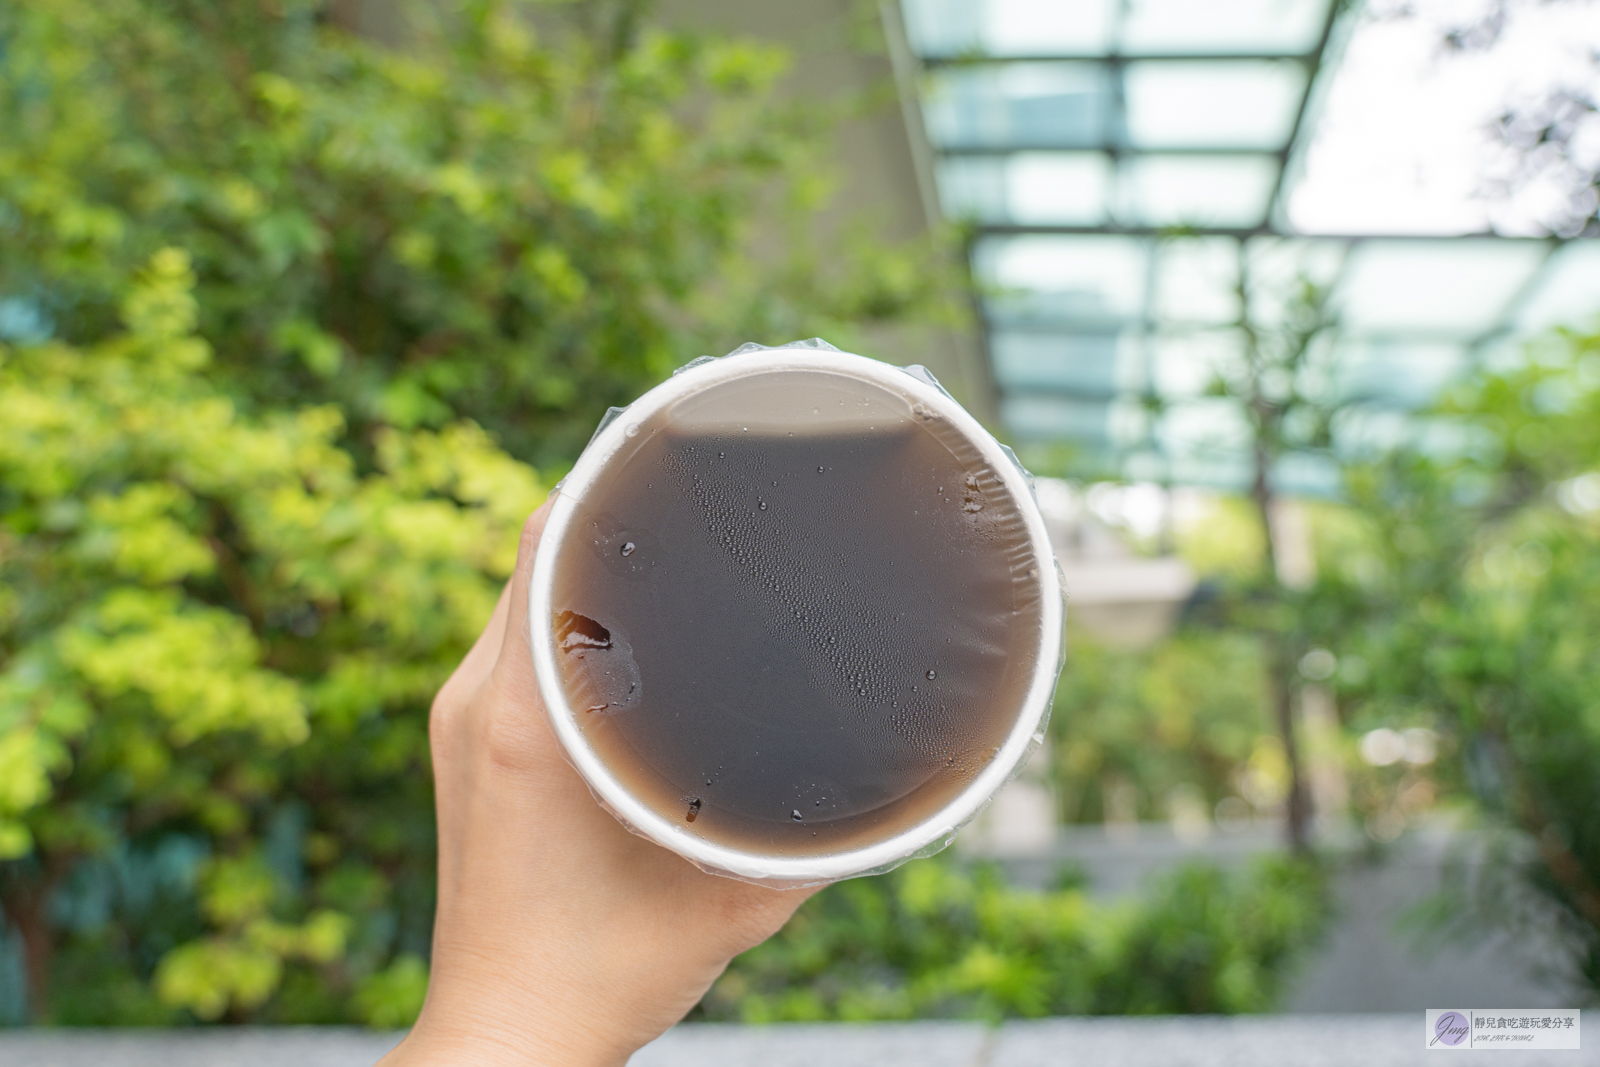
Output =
[{"x1": 528, "y1": 340, "x2": 1063, "y2": 886}]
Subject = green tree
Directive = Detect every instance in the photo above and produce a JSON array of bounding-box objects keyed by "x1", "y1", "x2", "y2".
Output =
[
  {"x1": 0, "y1": 248, "x2": 541, "y2": 1021},
  {"x1": 1049, "y1": 629, "x2": 1271, "y2": 826},
  {"x1": 1317, "y1": 327, "x2": 1600, "y2": 996},
  {"x1": 0, "y1": 0, "x2": 949, "y2": 467},
  {"x1": 1202, "y1": 251, "x2": 1345, "y2": 854},
  {"x1": 696, "y1": 854, "x2": 1328, "y2": 1022},
  {"x1": 0, "y1": 0, "x2": 957, "y2": 1023}
]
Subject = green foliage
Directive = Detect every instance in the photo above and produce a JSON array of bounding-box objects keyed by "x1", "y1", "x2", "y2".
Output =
[
  {"x1": 697, "y1": 854, "x2": 1330, "y2": 1022},
  {"x1": 0, "y1": 248, "x2": 538, "y2": 1021},
  {"x1": 352, "y1": 953, "x2": 430, "y2": 1029},
  {"x1": 1314, "y1": 330, "x2": 1600, "y2": 996},
  {"x1": 0, "y1": 0, "x2": 949, "y2": 467},
  {"x1": 0, "y1": 0, "x2": 960, "y2": 1025},
  {"x1": 1050, "y1": 630, "x2": 1273, "y2": 824}
]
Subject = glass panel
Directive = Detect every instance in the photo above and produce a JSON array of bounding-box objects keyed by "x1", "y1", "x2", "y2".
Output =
[
  {"x1": 1008, "y1": 152, "x2": 1113, "y2": 224},
  {"x1": 1477, "y1": 335, "x2": 1529, "y2": 375},
  {"x1": 1152, "y1": 238, "x2": 1243, "y2": 325},
  {"x1": 1515, "y1": 242, "x2": 1600, "y2": 334},
  {"x1": 1331, "y1": 340, "x2": 1470, "y2": 409},
  {"x1": 1336, "y1": 240, "x2": 1549, "y2": 336},
  {"x1": 1240, "y1": 237, "x2": 1348, "y2": 328},
  {"x1": 977, "y1": 235, "x2": 1149, "y2": 319},
  {"x1": 1149, "y1": 405, "x2": 1342, "y2": 494},
  {"x1": 1121, "y1": 0, "x2": 1330, "y2": 56},
  {"x1": 1108, "y1": 397, "x2": 1155, "y2": 449},
  {"x1": 1122, "y1": 448, "x2": 1171, "y2": 482},
  {"x1": 1164, "y1": 450, "x2": 1254, "y2": 491},
  {"x1": 902, "y1": 0, "x2": 1114, "y2": 57},
  {"x1": 901, "y1": 0, "x2": 985, "y2": 57},
  {"x1": 1115, "y1": 154, "x2": 1279, "y2": 227},
  {"x1": 1123, "y1": 61, "x2": 1307, "y2": 149},
  {"x1": 1272, "y1": 452, "x2": 1340, "y2": 497},
  {"x1": 1281, "y1": 2, "x2": 1600, "y2": 237},
  {"x1": 935, "y1": 157, "x2": 1008, "y2": 222},
  {"x1": 939, "y1": 153, "x2": 1113, "y2": 225},
  {"x1": 1151, "y1": 330, "x2": 1246, "y2": 397},
  {"x1": 991, "y1": 328, "x2": 1139, "y2": 395},
  {"x1": 922, "y1": 63, "x2": 1109, "y2": 149},
  {"x1": 1243, "y1": 237, "x2": 1347, "y2": 288},
  {"x1": 1155, "y1": 397, "x2": 1253, "y2": 457},
  {"x1": 986, "y1": 0, "x2": 1113, "y2": 55},
  {"x1": 1332, "y1": 407, "x2": 1412, "y2": 457},
  {"x1": 1002, "y1": 395, "x2": 1113, "y2": 442}
]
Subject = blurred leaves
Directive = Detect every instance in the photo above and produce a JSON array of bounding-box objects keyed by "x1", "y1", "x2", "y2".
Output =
[
  {"x1": 352, "y1": 953, "x2": 429, "y2": 1029},
  {"x1": 0, "y1": 249, "x2": 537, "y2": 1019},
  {"x1": 0, "y1": 0, "x2": 959, "y2": 467},
  {"x1": 0, "y1": 0, "x2": 958, "y2": 1024},
  {"x1": 697, "y1": 855, "x2": 1329, "y2": 1022},
  {"x1": 1309, "y1": 329, "x2": 1600, "y2": 996},
  {"x1": 1050, "y1": 630, "x2": 1270, "y2": 825}
]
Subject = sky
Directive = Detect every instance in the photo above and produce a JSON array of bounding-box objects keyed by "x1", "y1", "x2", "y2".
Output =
[{"x1": 1290, "y1": 0, "x2": 1600, "y2": 235}]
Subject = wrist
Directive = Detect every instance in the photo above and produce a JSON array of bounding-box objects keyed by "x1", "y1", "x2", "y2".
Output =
[
  {"x1": 385, "y1": 989, "x2": 629, "y2": 1067},
  {"x1": 384, "y1": 943, "x2": 635, "y2": 1067}
]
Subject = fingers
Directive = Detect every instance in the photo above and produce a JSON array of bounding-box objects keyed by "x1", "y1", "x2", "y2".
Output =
[
  {"x1": 432, "y1": 502, "x2": 551, "y2": 740},
  {"x1": 492, "y1": 502, "x2": 551, "y2": 694},
  {"x1": 454, "y1": 579, "x2": 514, "y2": 690},
  {"x1": 432, "y1": 494, "x2": 542, "y2": 721}
]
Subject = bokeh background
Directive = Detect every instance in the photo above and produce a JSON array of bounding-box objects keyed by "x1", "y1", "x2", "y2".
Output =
[{"x1": 1, "y1": 0, "x2": 1597, "y2": 1028}]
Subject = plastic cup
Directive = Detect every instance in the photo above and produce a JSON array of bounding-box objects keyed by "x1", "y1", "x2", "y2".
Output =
[{"x1": 528, "y1": 340, "x2": 1063, "y2": 886}]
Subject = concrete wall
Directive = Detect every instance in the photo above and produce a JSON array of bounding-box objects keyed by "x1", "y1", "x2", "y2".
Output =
[{"x1": 653, "y1": 0, "x2": 994, "y2": 421}]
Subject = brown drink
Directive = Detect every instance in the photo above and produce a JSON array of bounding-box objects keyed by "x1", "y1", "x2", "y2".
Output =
[{"x1": 548, "y1": 371, "x2": 1047, "y2": 859}]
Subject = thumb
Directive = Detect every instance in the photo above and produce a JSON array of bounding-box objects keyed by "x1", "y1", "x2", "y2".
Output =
[{"x1": 493, "y1": 501, "x2": 551, "y2": 696}]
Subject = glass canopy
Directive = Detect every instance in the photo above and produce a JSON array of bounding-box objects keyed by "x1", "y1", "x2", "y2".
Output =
[{"x1": 898, "y1": 0, "x2": 1600, "y2": 493}]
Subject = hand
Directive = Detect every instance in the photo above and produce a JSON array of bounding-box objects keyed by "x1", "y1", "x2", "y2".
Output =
[{"x1": 381, "y1": 503, "x2": 817, "y2": 1067}]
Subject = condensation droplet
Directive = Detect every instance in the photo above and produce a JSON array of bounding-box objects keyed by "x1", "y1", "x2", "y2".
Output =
[
  {"x1": 620, "y1": 542, "x2": 636, "y2": 556},
  {"x1": 926, "y1": 669, "x2": 937, "y2": 680},
  {"x1": 759, "y1": 501, "x2": 767, "y2": 510},
  {"x1": 818, "y1": 466, "x2": 825, "y2": 473},
  {"x1": 625, "y1": 423, "x2": 640, "y2": 438},
  {"x1": 791, "y1": 809, "x2": 804, "y2": 821}
]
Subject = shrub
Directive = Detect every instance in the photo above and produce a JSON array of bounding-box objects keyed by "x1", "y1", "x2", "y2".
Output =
[
  {"x1": 1318, "y1": 328, "x2": 1600, "y2": 998},
  {"x1": 0, "y1": 0, "x2": 953, "y2": 1023},
  {"x1": 0, "y1": 249, "x2": 538, "y2": 1022},
  {"x1": 696, "y1": 855, "x2": 1330, "y2": 1022}
]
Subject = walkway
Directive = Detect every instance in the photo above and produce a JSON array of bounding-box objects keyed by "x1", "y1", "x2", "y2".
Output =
[{"x1": 0, "y1": 1015, "x2": 1589, "y2": 1066}]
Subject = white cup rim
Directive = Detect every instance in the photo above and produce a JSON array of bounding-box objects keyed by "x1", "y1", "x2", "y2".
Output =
[{"x1": 527, "y1": 347, "x2": 1063, "y2": 885}]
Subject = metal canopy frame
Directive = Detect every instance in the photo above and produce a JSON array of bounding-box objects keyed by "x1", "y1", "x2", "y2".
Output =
[{"x1": 893, "y1": 0, "x2": 1595, "y2": 491}]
